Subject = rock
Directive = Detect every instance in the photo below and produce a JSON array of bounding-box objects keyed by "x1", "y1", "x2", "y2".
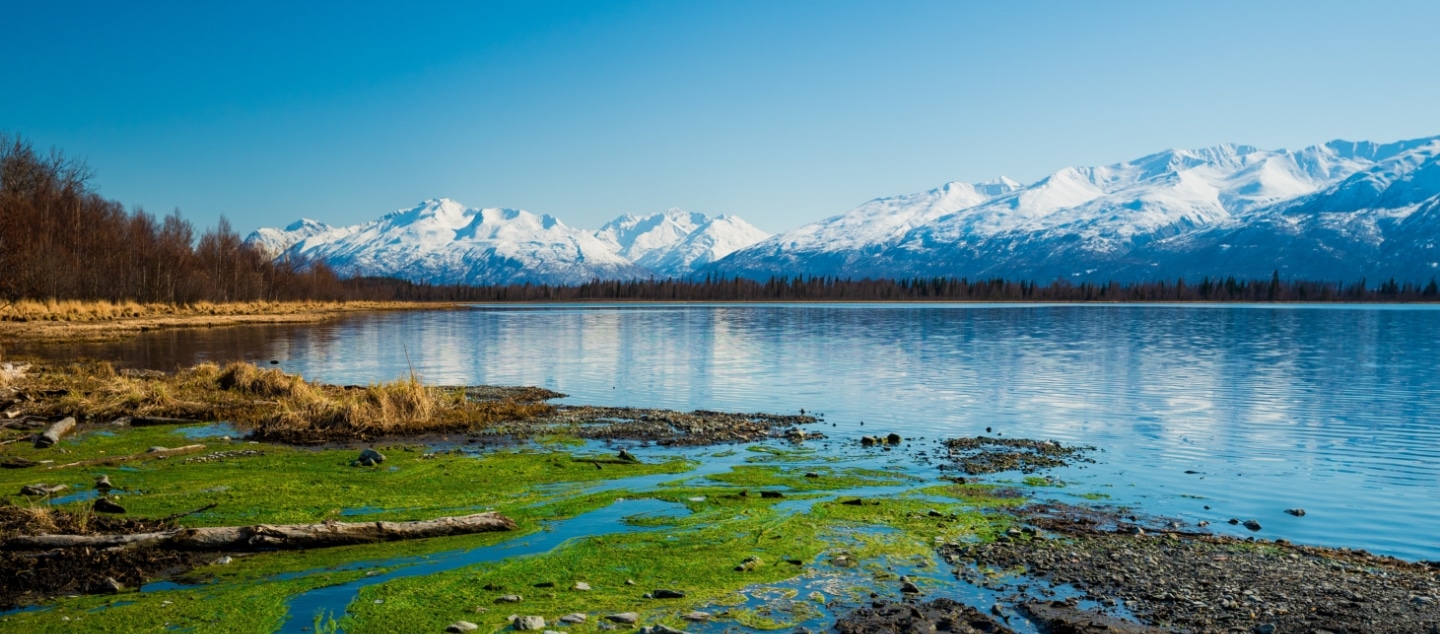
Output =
[
  {"x1": 513, "y1": 616, "x2": 546, "y2": 630},
  {"x1": 1228, "y1": 518, "x2": 1240, "y2": 525},
  {"x1": 861, "y1": 435, "x2": 878, "y2": 446},
  {"x1": 572, "y1": 581, "x2": 591, "y2": 591},
  {"x1": 841, "y1": 498, "x2": 864, "y2": 506},
  {"x1": 886, "y1": 433, "x2": 903, "y2": 444},
  {"x1": 835, "y1": 598, "x2": 1011, "y2": 634},
  {"x1": 98, "y1": 577, "x2": 124, "y2": 594},
  {"x1": 639, "y1": 626, "x2": 689, "y2": 634},
  {"x1": 606, "y1": 612, "x2": 639, "y2": 624},
  {"x1": 1242, "y1": 519, "x2": 1262, "y2": 531},
  {"x1": 804, "y1": 472, "x2": 819, "y2": 478},
  {"x1": 354, "y1": 448, "x2": 386, "y2": 467},
  {"x1": 19, "y1": 483, "x2": 67, "y2": 496},
  {"x1": 652, "y1": 589, "x2": 686, "y2": 598},
  {"x1": 95, "y1": 474, "x2": 114, "y2": 490},
  {"x1": 445, "y1": 621, "x2": 479, "y2": 633},
  {"x1": 759, "y1": 490, "x2": 784, "y2": 499},
  {"x1": 1256, "y1": 624, "x2": 1277, "y2": 634},
  {"x1": 34, "y1": 417, "x2": 76, "y2": 449},
  {"x1": 93, "y1": 497, "x2": 127, "y2": 514},
  {"x1": 559, "y1": 613, "x2": 587, "y2": 624},
  {"x1": 495, "y1": 594, "x2": 523, "y2": 603},
  {"x1": 1285, "y1": 508, "x2": 1306, "y2": 517},
  {"x1": 0, "y1": 457, "x2": 38, "y2": 469},
  {"x1": 735, "y1": 555, "x2": 764, "y2": 572},
  {"x1": 533, "y1": 581, "x2": 556, "y2": 588},
  {"x1": 901, "y1": 580, "x2": 922, "y2": 594},
  {"x1": 617, "y1": 449, "x2": 639, "y2": 463},
  {"x1": 625, "y1": 579, "x2": 636, "y2": 586},
  {"x1": 215, "y1": 556, "x2": 233, "y2": 565},
  {"x1": 682, "y1": 611, "x2": 711, "y2": 622}
]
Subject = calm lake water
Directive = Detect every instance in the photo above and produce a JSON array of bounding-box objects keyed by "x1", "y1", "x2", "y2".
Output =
[{"x1": 18, "y1": 303, "x2": 1440, "y2": 560}]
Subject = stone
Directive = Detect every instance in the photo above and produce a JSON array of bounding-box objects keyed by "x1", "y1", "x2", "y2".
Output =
[
  {"x1": 617, "y1": 449, "x2": 639, "y2": 463},
  {"x1": 1242, "y1": 519, "x2": 1262, "y2": 531},
  {"x1": 606, "y1": 612, "x2": 639, "y2": 624},
  {"x1": 354, "y1": 448, "x2": 386, "y2": 467},
  {"x1": 445, "y1": 621, "x2": 479, "y2": 633},
  {"x1": 559, "y1": 613, "x2": 587, "y2": 624},
  {"x1": 513, "y1": 616, "x2": 546, "y2": 630},
  {"x1": 625, "y1": 579, "x2": 636, "y2": 586},
  {"x1": 682, "y1": 611, "x2": 711, "y2": 622},
  {"x1": 652, "y1": 588, "x2": 686, "y2": 599},
  {"x1": 1284, "y1": 508, "x2": 1306, "y2": 517},
  {"x1": 496, "y1": 594, "x2": 523, "y2": 603},
  {"x1": 533, "y1": 581, "x2": 556, "y2": 588},
  {"x1": 93, "y1": 497, "x2": 127, "y2": 514},
  {"x1": 759, "y1": 491, "x2": 784, "y2": 499},
  {"x1": 804, "y1": 472, "x2": 819, "y2": 478},
  {"x1": 901, "y1": 580, "x2": 922, "y2": 594},
  {"x1": 735, "y1": 555, "x2": 764, "y2": 572},
  {"x1": 861, "y1": 436, "x2": 878, "y2": 446},
  {"x1": 841, "y1": 498, "x2": 864, "y2": 506},
  {"x1": 215, "y1": 556, "x2": 233, "y2": 565},
  {"x1": 886, "y1": 433, "x2": 903, "y2": 444},
  {"x1": 19, "y1": 483, "x2": 67, "y2": 496},
  {"x1": 95, "y1": 474, "x2": 114, "y2": 490},
  {"x1": 639, "y1": 626, "x2": 688, "y2": 634},
  {"x1": 572, "y1": 581, "x2": 591, "y2": 591},
  {"x1": 98, "y1": 577, "x2": 124, "y2": 594}
]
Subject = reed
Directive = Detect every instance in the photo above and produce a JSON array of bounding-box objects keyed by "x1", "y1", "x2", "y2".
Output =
[{"x1": 8, "y1": 361, "x2": 553, "y2": 443}]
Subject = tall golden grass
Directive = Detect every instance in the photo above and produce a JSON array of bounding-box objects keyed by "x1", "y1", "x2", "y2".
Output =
[{"x1": 11, "y1": 361, "x2": 553, "y2": 443}]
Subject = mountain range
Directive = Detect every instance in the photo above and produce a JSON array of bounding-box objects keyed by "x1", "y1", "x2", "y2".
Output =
[
  {"x1": 247, "y1": 135, "x2": 1440, "y2": 285},
  {"x1": 246, "y1": 202, "x2": 768, "y2": 285}
]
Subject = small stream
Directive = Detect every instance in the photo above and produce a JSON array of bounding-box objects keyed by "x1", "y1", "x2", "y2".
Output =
[{"x1": 278, "y1": 497, "x2": 689, "y2": 633}]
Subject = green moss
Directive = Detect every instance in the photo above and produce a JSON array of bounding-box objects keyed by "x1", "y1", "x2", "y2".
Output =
[{"x1": 699, "y1": 465, "x2": 916, "y2": 492}]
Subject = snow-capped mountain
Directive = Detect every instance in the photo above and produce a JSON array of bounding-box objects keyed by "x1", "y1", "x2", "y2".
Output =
[
  {"x1": 246, "y1": 200, "x2": 769, "y2": 285},
  {"x1": 710, "y1": 136, "x2": 1440, "y2": 282},
  {"x1": 595, "y1": 209, "x2": 770, "y2": 277}
]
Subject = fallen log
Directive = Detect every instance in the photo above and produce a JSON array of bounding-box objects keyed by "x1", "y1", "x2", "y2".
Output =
[
  {"x1": 1, "y1": 512, "x2": 519, "y2": 551},
  {"x1": 33, "y1": 417, "x2": 76, "y2": 448},
  {"x1": 46, "y1": 444, "x2": 206, "y2": 470},
  {"x1": 130, "y1": 416, "x2": 202, "y2": 427}
]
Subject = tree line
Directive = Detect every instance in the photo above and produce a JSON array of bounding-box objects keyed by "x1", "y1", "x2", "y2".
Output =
[
  {"x1": 370, "y1": 273, "x2": 1440, "y2": 303},
  {"x1": 0, "y1": 132, "x2": 353, "y2": 304},
  {"x1": 4, "y1": 131, "x2": 1437, "y2": 305}
]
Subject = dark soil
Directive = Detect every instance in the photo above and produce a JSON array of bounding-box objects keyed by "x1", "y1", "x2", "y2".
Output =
[
  {"x1": 0, "y1": 506, "x2": 206, "y2": 608},
  {"x1": 940, "y1": 436, "x2": 1096, "y2": 475},
  {"x1": 539, "y1": 406, "x2": 820, "y2": 446},
  {"x1": 946, "y1": 505, "x2": 1440, "y2": 634},
  {"x1": 834, "y1": 597, "x2": 1015, "y2": 633}
]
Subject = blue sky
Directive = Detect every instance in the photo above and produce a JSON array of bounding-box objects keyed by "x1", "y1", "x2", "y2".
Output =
[{"x1": 4, "y1": 0, "x2": 1439, "y2": 234}]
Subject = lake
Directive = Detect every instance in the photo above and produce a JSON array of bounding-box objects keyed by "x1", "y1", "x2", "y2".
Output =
[{"x1": 18, "y1": 302, "x2": 1440, "y2": 561}]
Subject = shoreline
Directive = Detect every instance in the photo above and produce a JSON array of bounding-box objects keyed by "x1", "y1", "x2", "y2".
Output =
[
  {"x1": 0, "y1": 362, "x2": 1435, "y2": 632},
  {"x1": 0, "y1": 301, "x2": 461, "y2": 344}
]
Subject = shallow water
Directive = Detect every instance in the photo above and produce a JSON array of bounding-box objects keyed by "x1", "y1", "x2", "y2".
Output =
[{"x1": 18, "y1": 303, "x2": 1440, "y2": 560}]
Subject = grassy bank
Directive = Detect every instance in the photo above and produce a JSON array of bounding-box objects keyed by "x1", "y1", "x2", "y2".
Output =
[{"x1": 0, "y1": 300, "x2": 455, "y2": 343}]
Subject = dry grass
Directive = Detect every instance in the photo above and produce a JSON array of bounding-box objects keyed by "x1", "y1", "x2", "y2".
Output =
[
  {"x1": 0, "y1": 300, "x2": 456, "y2": 343},
  {"x1": 6, "y1": 361, "x2": 554, "y2": 443}
]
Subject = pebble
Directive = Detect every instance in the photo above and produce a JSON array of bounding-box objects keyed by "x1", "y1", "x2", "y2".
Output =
[
  {"x1": 495, "y1": 594, "x2": 523, "y2": 603},
  {"x1": 559, "y1": 613, "x2": 587, "y2": 623},
  {"x1": 639, "y1": 626, "x2": 689, "y2": 634},
  {"x1": 93, "y1": 497, "x2": 127, "y2": 514},
  {"x1": 1242, "y1": 519, "x2": 1263, "y2": 531},
  {"x1": 214, "y1": 556, "x2": 233, "y2": 565},
  {"x1": 682, "y1": 611, "x2": 711, "y2": 622},
  {"x1": 652, "y1": 589, "x2": 686, "y2": 599},
  {"x1": 444, "y1": 621, "x2": 479, "y2": 633},
  {"x1": 901, "y1": 580, "x2": 922, "y2": 594},
  {"x1": 1284, "y1": 508, "x2": 1306, "y2": 517},
  {"x1": 572, "y1": 581, "x2": 591, "y2": 591},
  {"x1": 353, "y1": 448, "x2": 385, "y2": 467},
  {"x1": 606, "y1": 612, "x2": 639, "y2": 624}
]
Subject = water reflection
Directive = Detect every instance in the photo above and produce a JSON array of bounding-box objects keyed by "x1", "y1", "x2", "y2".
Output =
[{"x1": 14, "y1": 303, "x2": 1440, "y2": 559}]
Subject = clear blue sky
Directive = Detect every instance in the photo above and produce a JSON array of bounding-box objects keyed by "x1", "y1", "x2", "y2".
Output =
[{"x1": 4, "y1": 0, "x2": 1438, "y2": 235}]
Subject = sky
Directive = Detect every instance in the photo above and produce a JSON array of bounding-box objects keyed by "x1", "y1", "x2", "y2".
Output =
[{"x1": 4, "y1": 0, "x2": 1439, "y2": 235}]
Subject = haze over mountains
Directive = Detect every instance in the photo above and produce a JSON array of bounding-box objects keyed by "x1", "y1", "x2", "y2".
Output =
[{"x1": 247, "y1": 135, "x2": 1440, "y2": 285}]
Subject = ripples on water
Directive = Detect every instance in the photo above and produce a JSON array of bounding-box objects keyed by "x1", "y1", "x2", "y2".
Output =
[{"x1": 18, "y1": 303, "x2": 1440, "y2": 560}]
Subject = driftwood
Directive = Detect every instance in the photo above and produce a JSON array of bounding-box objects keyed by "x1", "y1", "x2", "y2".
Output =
[
  {"x1": 1, "y1": 512, "x2": 518, "y2": 552},
  {"x1": 130, "y1": 416, "x2": 202, "y2": 427},
  {"x1": 33, "y1": 417, "x2": 76, "y2": 448},
  {"x1": 46, "y1": 444, "x2": 206, "y2": 470}
]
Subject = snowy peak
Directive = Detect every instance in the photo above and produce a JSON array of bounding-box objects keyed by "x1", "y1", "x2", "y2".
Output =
[
  {"x1": 710, "y1": 134, "x2": 1440, "y2": 282},
  {"x1": 593, "y1": 208, "x2": 770, "y2": 277},
  {"x1": 245, "y1": 201, "x2": 769, "y2": 284}
]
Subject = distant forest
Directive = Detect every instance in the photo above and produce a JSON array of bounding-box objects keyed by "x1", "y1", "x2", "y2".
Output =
[{"x1": 3, "y1": 132, "x2": 1437, "y2": 306}]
